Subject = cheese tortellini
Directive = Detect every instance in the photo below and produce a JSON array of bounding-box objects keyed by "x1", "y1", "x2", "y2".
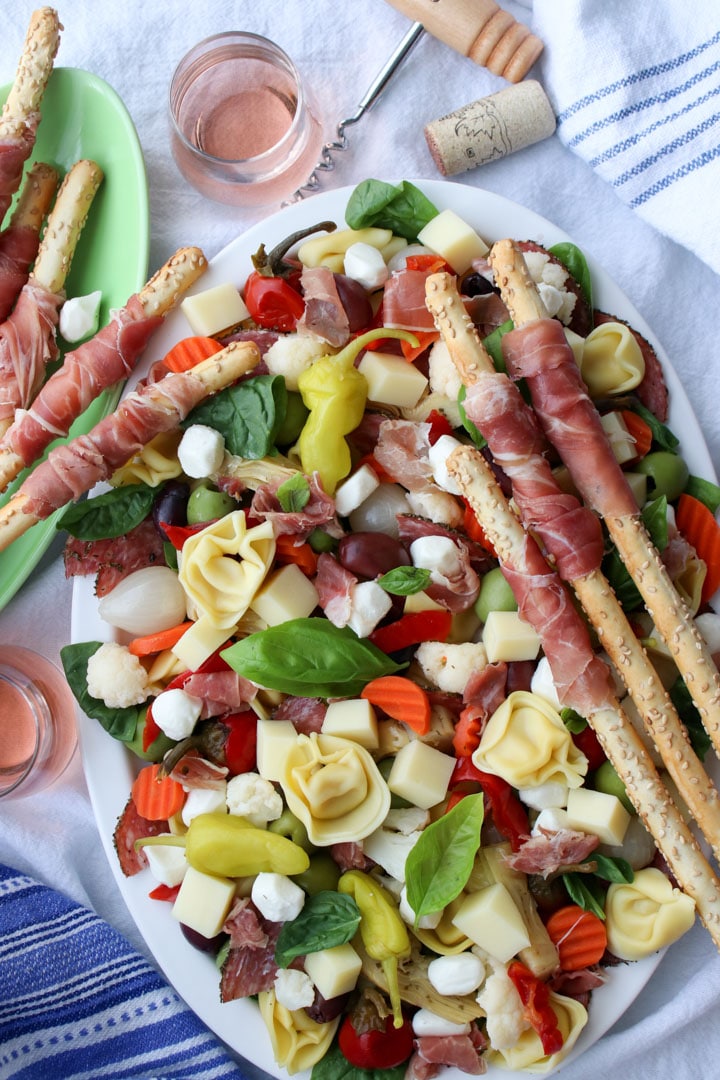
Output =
[
  {"x1": 280, "y1": 732, "x2": 390, "y2": 844},
  {"x1": 110, "y1": 430, "x2": 183, "y2": 487},
  {"x1": 605, "y1": 867, "x2": 696, "y2": 960},
  {"x1": 178, "y1": 511, "x2": 275, "y2": 630},
  {"x1": 258, "y1": 989, "x2": 339, "y2": 1074},
  {"x1": 487, "y1": 990, "x2": 588, "y2": 1073},
  {"x1": 472, "y1": 690, "x2": 588, "y2": 790},
  {"x1": 578, "y1": 320, "x2": 645, "y2": 398}
]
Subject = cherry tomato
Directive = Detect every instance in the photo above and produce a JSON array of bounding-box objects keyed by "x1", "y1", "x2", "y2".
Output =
[
  {"x1": 244, "y1": 270, "x2": 305, "y2": 332},
  {"x1": 338, "y1": 1013, "x2": 414, "y2": 1070}
]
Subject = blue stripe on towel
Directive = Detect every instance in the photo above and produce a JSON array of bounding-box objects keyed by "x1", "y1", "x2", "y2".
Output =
[
  {"x1": 631, "y1": 142, "x2": 720, "y2": 207},
  {"x1": 0, "y1": 865, "x2": 247, "y2": 1080}
]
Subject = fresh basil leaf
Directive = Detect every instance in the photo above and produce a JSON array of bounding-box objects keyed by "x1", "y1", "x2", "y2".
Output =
[
  {"x1": 548, "y1": 241, "x2": 593, "y2": 311},
  {"x1": 627, "y1": 401, "x2": 679, "y2": 452},
  {"x1": 670, "y1": 676, "x2": 712, "y2": 760},
  {"x1": 57, "y1": 483, "x2": 155, "y2": 541},
  {"x1": 685, "y1": 474, "x2": 720, "y2": 514},
  {"x1": 378, "y1": 566, "x2": 431, "y2": 596},
  {"x1": 183, "y1": 374, "x2": 288, "y2": 459},
  {"x1": 405, "y1": 793, "x2": 484, "y2": 922},
  {"x1": 561, "y1": 871, "x2": 607, "y2": 920},
  {"x1": 275, "y1": 891, "x2": 361, "y2": 967},
  {"x1": 457, "y1": 384, "x2": 486, "y2": 449},
  {"x1": 222, "y1": 618, "x2": 405, "y2": 698},
  {"x1": 483, "y1": 319, "x2": 513, "y2": 374},
  {"x1": 345, "y1": 179, "x2": 438, "y2": 241},
  {"x1": 60, "y1": 641, "x2": 142, "y2": 741},
  {"x1": 590, "y1": 853, "x2": 634, "y2": 884},
  {"x1": 277, "y1": 473, "x2": 311, "y2": 512},
  {"x1": 312, "y1": 1042, "x2": 406, "y2": 1080},
  {"x1": 561, "y1": 707, "x2": 587, "y2": 734},
  {"x1": 603, "y1": 496, "x2": 669, "y2": 611}
]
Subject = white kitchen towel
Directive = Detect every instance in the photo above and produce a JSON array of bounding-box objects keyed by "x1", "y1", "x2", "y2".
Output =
[
  {"x1": 0, "y1": 864, "x2": 248, "y2": 1080},
  {"x1": 532, "y1": 0, "x2": 720, "y2": 275}
]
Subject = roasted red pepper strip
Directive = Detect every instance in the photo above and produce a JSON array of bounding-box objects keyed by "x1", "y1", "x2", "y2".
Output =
[
  {"x1": 572, "y1": 723, "x2": 606, "y2": 771},
  {"x1": 148, "y1": 883, "x2": 180, "y2": 902},
  {"x1": 450, "y1": 759, "x2": 529, "y2": 851},
  {"x1": 369, "y1": 609, "x2": 452, "y2": 653},
  {"x1": 426, "y1": 408, "x2": 455, "y2": 443},
  {"x1": 507, "y1": 961, "x2": 564, "y2": 1056},
  {"x1": 142, "y1": 708, "x2": 163, "y2": 753},
  {"x1": 244, "y1": 270, "x2": 305, "y2": 332},
  {"x1": 222, "y1": 711, "x2": 258, "y2": 775},
  {"x1": 161, "y1": 521, "x2": 209, "y2": 550}
]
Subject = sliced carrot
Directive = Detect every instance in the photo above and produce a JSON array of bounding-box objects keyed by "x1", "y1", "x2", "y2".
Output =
[
  {"x1": 361, "y1": 675, "x2": 431, "y2": 735},
  {"x1": 274, "y1": 534, "x2": 319, "y2": 577},
  {"x1": 400, "y1": 329, "x2": 439, "y2": 362},
  {"x1": 128, "y1": 621, "x2": 195, "y2": 656},
  {"x1": 131, "y1": 763, "x2": 186, "y2": 821},
  {"x1": 675, "y1": 493, "x2": 720, "y2": 602},
  {"x1": 162, "y1": 335, "x2": 224, "y2": 373},
  {"x1": 545, "y1": 904, "x2": 608, "y2": 971},
  {"x1": 621, "y1": 409, "x2": 653, "y2": 461}
]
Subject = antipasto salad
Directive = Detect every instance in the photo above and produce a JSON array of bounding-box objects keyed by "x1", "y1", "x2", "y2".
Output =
[{"x1": 59, "y1": 179, "x2": 720, "y2": 1078}]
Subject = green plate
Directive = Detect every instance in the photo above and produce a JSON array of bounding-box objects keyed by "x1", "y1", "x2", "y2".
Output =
[{"x1": 0, "y1": 67, "x2": 150, "y2": 610}]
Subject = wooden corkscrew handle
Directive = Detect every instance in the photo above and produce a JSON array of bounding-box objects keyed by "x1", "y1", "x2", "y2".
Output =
[{"x1": 384, "y1": 0, "x2": 543, "y2": 82}]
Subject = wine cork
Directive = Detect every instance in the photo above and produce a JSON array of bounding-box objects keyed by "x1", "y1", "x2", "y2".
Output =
[{"x1": 424, "y1": 80, "x2": 556, "y2": 176}]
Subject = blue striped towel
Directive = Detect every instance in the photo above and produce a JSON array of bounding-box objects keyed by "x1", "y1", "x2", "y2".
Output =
[
  {"x1": 532, "y1": 0, "x2": 720, "y2": 274},
  {"x1": 0, "y1": 865, "x2": 248, "y2": 1080}
]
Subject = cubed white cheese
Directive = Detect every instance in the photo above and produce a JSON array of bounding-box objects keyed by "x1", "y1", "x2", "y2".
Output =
[
  {"x1": 427, "y1": 952, "x2": 485, "y2": 995},
  {"x1": 177, "y1": 424, "x2": 226, "y2": 479},
  {"x1": 273, "y1": 968, "x2": 316, "y2": 1010},
  {"x1": 428, "y1": 434, "x2": 465, "y2": 495},
  {"x1": 303, "y1": 944, "x2": 362, "y2": 1000},
  {"x1": 171, "y1": 865, "x2": 235, "y2": 939},
  {"x1": 387, "y1": 740, "x2": 455, "y2": 809},
  {"x1": 322, "y1": 698, "x2": 379, "y2": 749},
  {"x1": 358, "y1": 349, "x2": 428, "y2": 408},
  {"x1": 565, "y1": 787, "x2": 631, "y2": 845},
  {"x1": 482, "y1": 610, "x2": 542, "y2": 663},
  {"x1": 59, "y1": 290, "x2": 102, "y2": 342},
  {"x1": 143, "y1": 837, "x2": 189, "y2": 887},
  {"x1": 347, "y1": 580, "x2": 393, "y2": 638},
  {"x1": 152, "y1": 687, "x2": 203, "y2": 741},
  {"x1": 417, "y1": 209, "x2": 489, "y2": 274},
  {"x1": 343, "y1": 241, "x2": 389, "y2": 290},
  {"x1": 171, "y1": 616, "x2": 231, "y2": 671},
  {"x1": 412, "y1": 1010, "x2": 471, "y2": 1037},
  {"x1": 334, "y1": 464, "x2": 380, "y2": 517},
  {"x1": 181, "y1": 784, "x2": 228, "y2": 826},
  {"x1": 226, "y1": 772, "x2": 283, "y2": 826},
  {"x1": 251, "y1": 872, "x2": 306, "y2": 923},
  {"x1": 250, "y1": 563, "x2": 319, "y2": 625},
  {"x1": 601, "y1": 411, "x2": 637, "y2": 465},
  {"x1": 451, "y1": 883, "x2": 531, "y2": 962},
  {"x1": 256, "y1": 719, "x2": 298, "y2": 782},
  {"x1": 181, "y1": 282, "x2": 250, "y2": 336}
]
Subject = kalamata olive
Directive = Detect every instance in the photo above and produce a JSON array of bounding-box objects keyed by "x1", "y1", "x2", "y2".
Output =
[
  {"x1": 333, "y1": 273, "x2": 373, "y2": 332},
  {"x1": 338, "y1": 532, "x2": 410, "y2": 579},
  {"x1": 305, "y1": 990, "x2": 351, "y2": 1024},
  {"x1": 152, "y1": 480, "x2": 190, "y2": 540},
  {"x1": 180, "y1": 923, "x2": 227, "y2": 954},
  {"x1": 461, "y1": 271, "x2": 498, "y2": 297}
]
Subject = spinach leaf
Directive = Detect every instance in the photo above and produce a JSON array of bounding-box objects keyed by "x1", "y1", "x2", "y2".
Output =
[
  {"x1": 602, "y1": 496, "x2": 668, "y2": 611},
  {"x1": 685, "y1": 474, "x2": 720, "y2": 514},
  {"x1": 670, "y1": 676, "x2": 712, "y2": 760},
  {"x1": 548, "y1": 241, "x2": 593, "y2": 311},
  {"x1": 221, "y1": 618, "x2": 405, "y2": 698},
  {"x1": 457, "y1": 385, "x2": 486, "y2": 450},
  {"x1": 60, "y1": 641, "x2": 141, "y2": 741},
  {"x1": 483, "y1": 319, "x2": 514, "y2": 373},
  {"x1": 183, "y1": 374, "x2": 287, "y2": 459},
  {"x1": 561, "y1": 871, "x2": 607, "y2": 920},
  {"x1": 277, "y1": 473, "x2": 311, "y2": 512},
  {"x1": 275, "y1": 891, "x2": 361, "y2": 967},
  {"x1": 345, "y1": 179, "x2": 438, "y2": 241},
  {"x1": 377, "y1": 566, "x2": 431, "y2": 596},
  {"x1": 405, "y1": 793, "x2": 484, "y2": 922},
  {"x1": 58, "y1": 483, "x2": 155, "y2": 541},
  {"x1": 561, "y1": 707, "x2": 587, "y2": 734},
  {"x1": 312, "y1": 1042, "x2": 406, "y2": 1080},
  {"x1": 591, "y1": 852, "x2": 634, "y2": 884},
  {"x1": 627, "y1": 401, "x2": 679, "y2": 453}
]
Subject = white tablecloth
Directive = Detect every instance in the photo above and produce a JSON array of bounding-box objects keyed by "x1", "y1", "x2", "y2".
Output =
[{"x1": 2, "y1": 2, "x2": 719, "y2": 1078}]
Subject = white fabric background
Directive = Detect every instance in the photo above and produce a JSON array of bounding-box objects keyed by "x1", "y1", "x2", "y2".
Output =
[{"x1": 1, "y1": 2, "x2": 720, "y2": 1078}]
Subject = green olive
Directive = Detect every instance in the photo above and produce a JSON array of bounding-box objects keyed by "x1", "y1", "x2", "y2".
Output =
[
  {"x1": 186, "y1": 483, "x2": 236, "y2": 524},
  {"x1": 126, "y1": 709, "x2": 175, "y2": 763},
  {"x1": 593, "y1": 760, "x2": 635, "y2": 815},
  {"x1": 292, "y1": 853, "x2": 341, "y2": 894},
  {"x1": 634, "y1": 451, "x2": 689, "y2": 503},
  {"x1": 475, "y1": 566, "x2": 517, "y2": 623},
  {"x1": 274, "y1": 391, "x2": 309, "y2": 446},
  {"x1": 267, "y1": 808, "x2": 316, "y2": 853},
  {"x1": 307, "y1": 527, "x2": 338, "y2": 554}
]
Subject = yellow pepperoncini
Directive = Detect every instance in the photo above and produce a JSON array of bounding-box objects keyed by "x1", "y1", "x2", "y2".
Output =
[
  {"x1": 296, "y1": 328, "x2": 418, "y2": 493},
  {"x1": 338, "y1": 868, "x2": 411, "y2": 1027}
]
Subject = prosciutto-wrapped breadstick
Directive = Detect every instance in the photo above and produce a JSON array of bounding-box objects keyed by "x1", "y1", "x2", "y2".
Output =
[
  {"x1": 425, "y1": 271, "x2": 720, "y2": 862},
  {"x1": 0, "y1": 161, "x2": 58, "y2": 321},
  {"x1": 0, "y1": 8, "x2": 61, "y2": 226},
  {"x1": 446, "y1": 442, "x2": 720, "y2": 951},
  {"x1": 0, "y1": 158, "x2": 103, "y2": 438},
  {"x1": 0, "y1": 339, "x2": 261, "y2": 552},
  {"x1": 0, "y1": 244, "x2": 208, "y2": 493},
  {"x1": 489, "y1": 238, "x2": 720, "y2": 760}
]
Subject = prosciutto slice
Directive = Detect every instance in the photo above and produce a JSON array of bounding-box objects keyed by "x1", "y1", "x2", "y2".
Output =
[
  {"x1": 463, "y1": 372, "x2": 604, "y2": 582},
  {"x1": 506, "y1": 827, "x2": 599, "y2": 877},
  {"x1": 382, "y1": 268, "x2": 438, "y2": 332},
  {"x1": 0, "y1": 222, "x2": 40, "y2": 322},
  {"x1": 0, "y1": 121, "x2": 38, "y2": 226},
  {"x1": 3, "y1": 295, "x2": 163, "y2": 467},
  {"x1": 296, "y1": 265, "x2": 350, "y2": 347},
  {"x1": 502, "y1": 319, "x2": 638, "y2": 519},
  {"x1": 250, "y1": 471, "x2": 343, "y2": 540},
  {"x1": 0, "y1": 277, "x2": 62, "y2": 424}
]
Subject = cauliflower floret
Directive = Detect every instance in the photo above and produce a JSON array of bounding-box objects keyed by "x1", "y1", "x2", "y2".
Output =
[
  {"x1": 476, "y1": 962, "x2": 530, "y2": 1050},
  {"x1": 415, "y1": 641, "x2": 488, "y2": 695},
  {"x1": 226, "y1": 771, "x2": 283, "y2": 826},
  {"x1": 428, "y1": 339, "x2": 463, "y2": 401},
  {"x1": 405, "y1": 488, "x2": 464, "y2": 528},
  {"x1": 273, "y1": 968, "x2": 315, "y2": 1011},
  {"x1": 86, "y1": 641, "x2": 150, "y2": 708},
  {"x1": 264, "y1": 333, "x2": 334, "y2": 391},
  {"x1": 523, "y1": 250, "x2": 576, "y2": 326}
]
